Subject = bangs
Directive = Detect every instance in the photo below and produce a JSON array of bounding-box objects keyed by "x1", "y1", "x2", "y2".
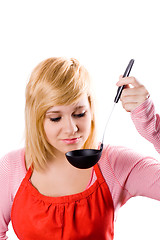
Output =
[
  {"x1": 51, "y1": 66, "x2": 91, "y2": 106},
  {"x1": 36, "y1": 58, "x2": 92, "y2": 114}
]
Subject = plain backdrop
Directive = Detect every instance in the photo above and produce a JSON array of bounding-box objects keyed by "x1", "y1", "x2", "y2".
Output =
[{"x1": 0, "y1": 0, "x2": 160, "y2": 239}]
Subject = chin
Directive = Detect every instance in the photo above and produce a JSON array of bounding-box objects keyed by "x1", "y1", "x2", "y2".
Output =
[
  {"x1": 63, "y1": 144, "x2": 84, "y2": 154},
  {"x1": 51, "y1": 140, "x2": 85, "y2": 155}
]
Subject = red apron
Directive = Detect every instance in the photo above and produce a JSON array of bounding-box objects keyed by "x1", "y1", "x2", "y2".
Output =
[{"x1": 11, "y1": 164, "x2": 114, "y2": 240}]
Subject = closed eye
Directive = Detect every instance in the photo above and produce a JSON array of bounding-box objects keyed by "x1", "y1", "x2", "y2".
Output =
[
  {"x1": 49, "y1": 112, "x2": 86, "y2": 122},
  {"x1": 73, "y1": 112, "x2": 86, "y2": 118},
  {"x1": 50, "y1": 117, "x2": 61, "y2": 122}
]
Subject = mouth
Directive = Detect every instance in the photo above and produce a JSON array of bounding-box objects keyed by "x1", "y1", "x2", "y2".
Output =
[{"x1": 62, "y1": 137, "x2": 80, "y2": 144}]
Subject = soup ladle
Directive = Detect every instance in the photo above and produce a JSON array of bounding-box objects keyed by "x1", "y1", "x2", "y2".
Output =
[{"x1": 65, "y1": 59, "x2": 135, "y2": 169}]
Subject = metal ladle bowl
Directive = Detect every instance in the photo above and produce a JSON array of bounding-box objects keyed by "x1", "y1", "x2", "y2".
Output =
[
  {"x1": 65, "y1": 59, "x2": 135, "y2": 169},
  {"x1": 65, "y1": 144, "x2": 103, "y2": 169}
]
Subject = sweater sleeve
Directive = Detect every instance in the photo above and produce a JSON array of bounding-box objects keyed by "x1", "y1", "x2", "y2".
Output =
[
  {"x1": 107, "y1": 145, "x2": 160, "y2": 202},
  {"x1": 0, "y1": 149, "x2": 26, "y2": 239},
  {"x1": 96, "y1": 145, "x2": 160, "y2": 219},
  {"x1": 131, "y1": 98, "x2": 160, "y2": 154},
  {"x1": 0, "y1": 155, "x2": 12, "y2": 240}
]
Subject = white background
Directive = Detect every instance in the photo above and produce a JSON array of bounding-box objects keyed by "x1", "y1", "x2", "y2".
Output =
[{"x1": 0, "y1": 0, "x2": 160, "y2": 239}]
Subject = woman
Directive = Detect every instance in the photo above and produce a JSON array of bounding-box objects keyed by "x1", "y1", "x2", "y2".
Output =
[{"x1": 0, "y1": 57, "x2": 160, "y2": 239}]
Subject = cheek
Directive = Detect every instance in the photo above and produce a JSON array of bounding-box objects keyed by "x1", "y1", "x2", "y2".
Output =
[
  {"x1": 43, "y1": 120, "x2": 50, "y2": 141},
  {"x1": 43, "y1": 120, "x2": 58, "y2": 141},
  {"x1": 82, "y1": 114, "x2": 92, "y2": 132}
]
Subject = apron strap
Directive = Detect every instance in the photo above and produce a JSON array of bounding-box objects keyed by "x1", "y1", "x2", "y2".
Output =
[
  {"x1": 24, "y1": 167, "x2": 32, "y2": 181},
  {"x1": 94, "y1": 163, "x2": 105, "y2": 184}
]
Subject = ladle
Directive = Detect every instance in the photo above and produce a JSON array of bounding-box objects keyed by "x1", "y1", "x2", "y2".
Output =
[{"x1": 65, "y1": 59, "x2": 135, "y2": 169}]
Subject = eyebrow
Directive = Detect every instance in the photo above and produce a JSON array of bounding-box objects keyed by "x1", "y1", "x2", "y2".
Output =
[{"x1": 46, "y1": 106, "x2": 86, "y2": 114}]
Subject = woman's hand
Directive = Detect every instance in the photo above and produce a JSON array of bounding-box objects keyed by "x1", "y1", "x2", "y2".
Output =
[{"x1": 116, "y1": 76, "x2": 150, "y2": 112}]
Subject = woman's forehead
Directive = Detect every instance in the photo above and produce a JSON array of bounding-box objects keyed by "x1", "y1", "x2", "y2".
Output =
[{"x1": 46, "y1": 94, "x2": 89, "y2": 113}]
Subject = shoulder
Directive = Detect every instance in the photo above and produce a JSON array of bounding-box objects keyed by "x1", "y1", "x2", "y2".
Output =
[
  {"x1": 0, "y1": 148, "x2": 26, "y2": 183},
  {"x1": 0, "y1": 148, "x2": 27, "y2": 200},
  {"x1": 0, "y1": 148, "x2": 25, "y2": 169},
  {"x1": 98, "y1": 144, "x2": 153, "y2": 193},
  {"x1": 99, "y1": 144, "x2": 146, "y2": 174}
]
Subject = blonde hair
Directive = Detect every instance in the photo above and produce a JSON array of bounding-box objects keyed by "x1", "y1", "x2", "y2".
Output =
[{"x1": 25, "y1": 57, "x2": 97, "y2": 171}]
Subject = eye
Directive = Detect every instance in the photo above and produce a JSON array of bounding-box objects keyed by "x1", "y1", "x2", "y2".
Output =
[
  {"x1": 50, "y1": 117, "x2": 61, "y2": 122},
  {"x1": 73, "y1": 111, "x2": 86, "y2": 118}
]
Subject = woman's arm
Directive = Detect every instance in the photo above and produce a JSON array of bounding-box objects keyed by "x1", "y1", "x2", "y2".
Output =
[
  {"x1": 131, "y1": 98, "x2": 160, "y2": 154},
  {"x1": 0, "y1": 149, "x2": 26, "y2": 239},
  {"x1": 117, "y1": 76, "x2": 160, "y2": 153},
  {"x1": 0, "y1": 155, "x2": 12, "y2": 239},
  {"x1": 107, "y1": 145, "x2": 160, "y2": 201}
]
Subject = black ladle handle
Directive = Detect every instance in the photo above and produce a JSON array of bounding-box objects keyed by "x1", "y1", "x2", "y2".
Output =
[{"x1": 114, "y1": 59, "x2": 135, "y2": 103}]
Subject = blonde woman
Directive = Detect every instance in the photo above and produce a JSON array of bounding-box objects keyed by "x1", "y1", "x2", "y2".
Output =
[{"x1": 0, "y1": 57, "x2": 160, "y2": 239}]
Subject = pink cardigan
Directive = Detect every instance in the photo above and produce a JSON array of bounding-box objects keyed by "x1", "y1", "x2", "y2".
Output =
[
  {"x1": 131, "y1": 98, "x2": 160, "y2": 154},
  {"x1": 0, "y1": 98, "x2": 160, "y2": 239}
]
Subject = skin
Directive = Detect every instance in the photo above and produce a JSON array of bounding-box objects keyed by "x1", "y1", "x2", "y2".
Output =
[
  {"x1": 30, "y1": 94, "x2": 93, "y2": 197},
  {"x1": 116, "y1": 75, "x2": 150, "y2": 112},
  {"x1": 43, "y1": 94, "x2": 92, "y2": 159}
]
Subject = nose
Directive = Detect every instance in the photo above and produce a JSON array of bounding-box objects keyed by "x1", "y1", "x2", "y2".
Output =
[{"x1": 63, "y1": 117, "x2": 78, "y2": 135}]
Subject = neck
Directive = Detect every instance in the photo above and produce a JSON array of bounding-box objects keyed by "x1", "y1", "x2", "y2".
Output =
[{"x1": 46, "y1": 151, "x2": 72, "y2": 169}]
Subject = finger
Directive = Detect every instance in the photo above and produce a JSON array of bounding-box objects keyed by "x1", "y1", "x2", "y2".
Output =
[
  {"x1": 116, "y1": 76, "x2": 141, "y2": 88},
  {"x1": 121, "y1": 86, "x2": 149, "y2": 97},
  {"x1": 121, "y1": 102, "x2": 141, "y2": 112},
  {"x1": 120, "y1": 95, "x2": 148, "y2": 104},
  {"x1": 121, "y1": 88, "x2": 138, "y2": 98},
  {"x1": 117, "y1": 76, "x2": 130, "y2": 89}
]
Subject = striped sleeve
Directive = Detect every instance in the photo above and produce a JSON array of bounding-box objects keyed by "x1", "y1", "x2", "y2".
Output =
[
  {"x1": 107, "y1": 145, "x2": 160, "y2": 201},
  {"x1": 131, "y1": 98, "x2": 160, "y2": 154},
  {"x1": 0, "y1": 149, "x2": 26, "y2": 239},
  {"x1": 0, "y1": 154, "x2": 11, "y2": 239},
  {"x1": 97, "y1": 145, "x2": 160, "y2": 218}
]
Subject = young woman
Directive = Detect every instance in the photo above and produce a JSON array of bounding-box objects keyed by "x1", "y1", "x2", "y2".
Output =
[
  {"x1": 117, "y1": 76, "x2": 160, "y2": 154},
  {"x1": 0, "y1": 57, "x2": 160, "y2": 240}
]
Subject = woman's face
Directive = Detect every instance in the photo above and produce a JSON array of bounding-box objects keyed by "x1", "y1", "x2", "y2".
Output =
[{"x1": 43, "y1": 94, "x2": 92, "y2": 157}]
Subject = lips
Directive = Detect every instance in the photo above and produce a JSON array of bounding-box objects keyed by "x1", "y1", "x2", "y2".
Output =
[{"x1": 62, "y1": 137, "x2": 80, "y2": 144}]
